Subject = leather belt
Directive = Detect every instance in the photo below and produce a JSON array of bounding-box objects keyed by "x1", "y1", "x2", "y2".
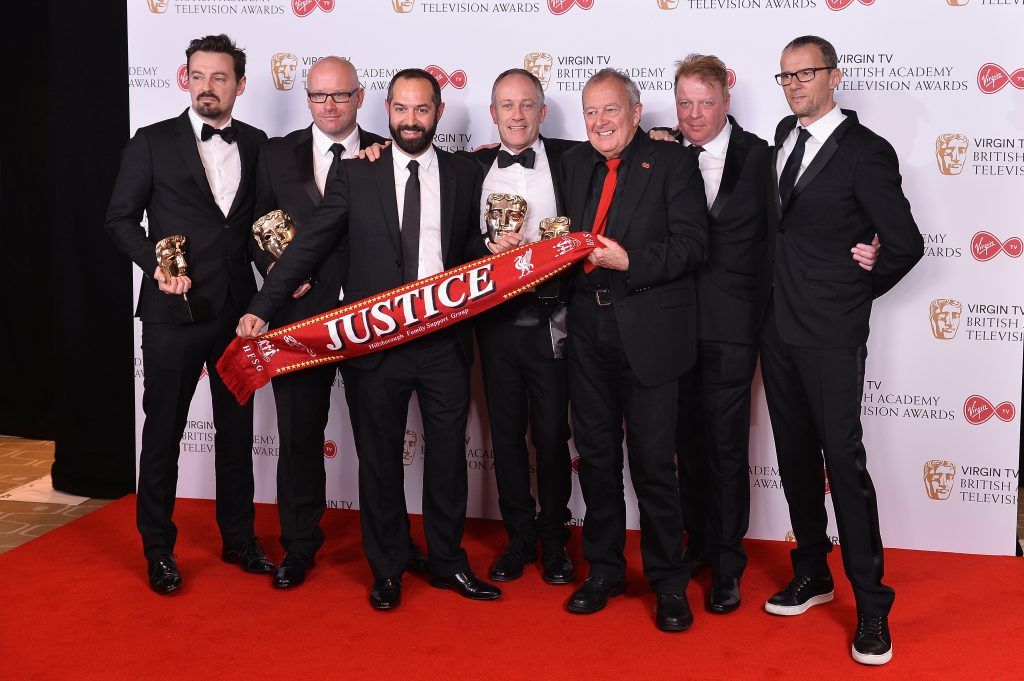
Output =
[{"x1": 576, "y1": 285, "x2": 613, "y2": 307}]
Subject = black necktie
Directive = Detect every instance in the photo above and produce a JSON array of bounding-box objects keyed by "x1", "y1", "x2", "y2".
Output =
[
  {"x1": 778, "y1": 127, "x2": 811, "y2": 208},
  {"x1": 328, "y1": 142, "x2": 345, "y2": 181},
  {"x1": 497, "y1": 148, "x2": 536, "y2": 169},
  {"x1": 689, "y1": 145, "x2": 705, "y2": 159},
  {"x1": 401, "y1": 160, "x2": 420, "y2": 284},
  {"x1": 200, "y1": 123, "x2": 237, "y2": 144}
]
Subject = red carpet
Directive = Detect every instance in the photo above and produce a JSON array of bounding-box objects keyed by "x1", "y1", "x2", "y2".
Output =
[{"x1": 1, "y1": 497, "x2": 1020, "y2": 680}]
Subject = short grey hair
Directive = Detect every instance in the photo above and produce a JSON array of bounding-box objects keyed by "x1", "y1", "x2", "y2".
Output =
[
  {"x1": 490, "y1": 68, "x2": 545, "y2": 106},
  {"x1": 583, "y1": 68, "x2": 641, "y2": 108}
]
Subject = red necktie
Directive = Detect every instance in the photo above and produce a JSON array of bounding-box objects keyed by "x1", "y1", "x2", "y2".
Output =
[{"x1": 583, "y1": 157, "x2": 622, "y2": 273}]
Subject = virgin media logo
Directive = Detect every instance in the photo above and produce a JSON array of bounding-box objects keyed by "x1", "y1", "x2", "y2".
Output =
[
  {"x1": 548, "y1": 0, "x2": 594, "y2": 15},
  {"x1": 292, "y1": 0, "x2": 334, "y2": 17},
  {"x1": 963, "y1": 395, "x2": 1015, "y2": 425},
  {"x1": 826, "y1": 0, "x2": 874, "y2": 10},
  {"x1": 323, "y1": 440, "x2": 338, "y2": 459},
  {"x1": 570, "y1": 455, "x2": 580, "y2": 474},
  {"x1": 971, "y1": 231, "x2": 1022, "y2": 262},
  {"x1": 425, "y1": 65, "x2": 467, "y2": 90},
  {"x1": 177, "y1": 64, "x2": 189, "y2": 91},
  {"x1": 977, "y1": 63, "x2": 1024, "y2": 94},
  {"x1": 726, "y1": 69, "x2": 736, "y2": 89}
]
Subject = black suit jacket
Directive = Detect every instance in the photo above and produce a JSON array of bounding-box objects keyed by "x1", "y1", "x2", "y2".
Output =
[
  {"x1": 767, "y1": 109, "x2": 924, "y2": 348},
  {"x1": 253, "y1": 125, "x2": 387, "y2": 327},
  {"x1": 247, "y1": 144, "x2": 487, "y2": 369},
  {"x1": 694, "y1": 117, "x2": 770, "y2": 345},
  {"x1": 561, "y1": 131, "x2": 709, "y2": 386},
  {"x1": 105, "y1": 108, "x2": 268, "y2": 323}
]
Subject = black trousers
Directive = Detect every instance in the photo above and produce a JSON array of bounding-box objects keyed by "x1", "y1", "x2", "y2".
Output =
[
  {"x1": 138, "y1": 311, "x2": 255, "y2": 559},
  {"x1": 567, "y1": 294, "x2": 688, "y2": 593},
  {"x1": 477, "y1": 319, "x2": 572, "y2": 548},
  {"x1": 270, "y1": 363, "x2": 336, "y2": 558},
  {"x1": 759, "y1": 301, "x2": 895, "y2": 615},
  {"x1": 344, "y1": 331, "x2": 471, "y2": 579},
  {"x1": 677, "y1": 339, "x2": 757, "y2": 579}
]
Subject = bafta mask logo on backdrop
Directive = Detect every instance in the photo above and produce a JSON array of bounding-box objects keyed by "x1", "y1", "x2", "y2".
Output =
[
  {"x1": 963, "y1": 395, "x2": 1016, "y2": 426},
  {"x1": 656, "y1": 0, "x2": 679, "y2": 8},
  {"x1": 425, "y1": 65, "x2": 466, "y2": 90},
  {"x1": 923, "y1": 459, "x2": 956, "y2": 500},
  {"x1": 977, "y1": 63, "x2": 1024, "y2": 95},
  {"x1": 271, "y1": 53, "x2": 299, "y2": 91},
  {"x1": 784, "y1": 531, "x2": 797, "y2": 543},
  {"x1": 177, "y1": 64, "x2": 189, "y2": 91},
  {"x1": 147, "y1": 0, "x2": 170, "y2": 13},
  {"x1": 323, "y1": 440, "x2": 338, "y2": 459},
  {"x1": 292, "y1": 0, "x2": 335, "y2": 17},
  {"x1": 946, "y1": 0, "x2": 969, "y2": 5},
  {"x1": 970, "y1": 231, "x2": 1022, "y2": 262},
  {"x1": 726, "y1": 69, "x2": 736, "y2": 89},
  {"x1": 547, "y1": 0, "x2": 594, "y2": 16},
  {"x1": 391, "y1": 0, "x2": 415, "y2": 12},
  {"x1": 929, "y1": 298, "x2": 963, "y2": 340},
  {"x1": 403, "y1": 429, "x2": 418, "y2": 465},
  {"x1": 935, "y1": 133, "x2": 968, "y2": 175},
  {"x1": 826, "y1": 0, "x2": 875, "y2": 9},
  {"x1": 524, "y1": 53, "x2": 553, "y2": 90}
]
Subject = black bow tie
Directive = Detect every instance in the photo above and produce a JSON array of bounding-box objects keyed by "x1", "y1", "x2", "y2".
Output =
[
  {"x1": 497, "y1": 148, "x2": 536, "y2": 169},
  {"x1": 200, "y1": 123, "x2": 237, "y2": 144}
]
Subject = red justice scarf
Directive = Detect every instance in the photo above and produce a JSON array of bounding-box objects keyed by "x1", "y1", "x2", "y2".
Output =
[{"x1": 217, "y1": 232, "x2": 597, "y2": 405}]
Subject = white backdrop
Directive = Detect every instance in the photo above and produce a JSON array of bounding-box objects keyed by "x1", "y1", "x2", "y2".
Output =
[{"x1": 127, "y1": 0, "x2": 1023, "y2": 555}]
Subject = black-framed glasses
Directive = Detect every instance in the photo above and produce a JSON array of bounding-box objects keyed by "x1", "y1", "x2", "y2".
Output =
[
  {"x1": 774, "y1": 67, "x2": 833, "y2": 86},
  {"x1": 307, "y1": 88, "x2": 361, "y2": 103}
]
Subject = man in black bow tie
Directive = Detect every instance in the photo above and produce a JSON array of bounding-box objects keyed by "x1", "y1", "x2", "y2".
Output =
[
  {"x1": 105, "y1": 34, "x2": 272, "y2": 594},
  {"x1": 457, "y1": 69, "x2": 579, "y2": 586}
]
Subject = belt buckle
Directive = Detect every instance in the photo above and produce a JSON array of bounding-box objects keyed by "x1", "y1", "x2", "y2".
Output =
[{"x1": 595, "y1": 289, "x2": 612, "y2": 306}]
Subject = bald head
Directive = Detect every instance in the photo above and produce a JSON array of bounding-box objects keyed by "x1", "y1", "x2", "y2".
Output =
[{"x1": 306, "y1": 56, "x2": 364, "y2": 141}]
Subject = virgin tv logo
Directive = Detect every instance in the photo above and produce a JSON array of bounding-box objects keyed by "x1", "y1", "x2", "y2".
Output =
[
  {"x1": 726, "y1": 69, "x2": 736, "y2": 89},
  {"x1": 292, "y1": 0, "x2": 334, "y2": 17},
  {"x1": 425, "y1": 65, "x2": 467, "y2": 90},
  {"x1": 963, "y1": 395, "x2": 1015, "y2": 425},
  {"x1": 548, "y1": 0, "x2": 593, "y2": 15},
  {"x1": 177, "y1": 64, "x2": 189, "y2": 91},
  {"x1": 323, "y1": 440, "x2": 337, "y2": 459},
  {"x1": 971, "y1": 231, "x2": 1022, "y2": 262},
  {"x1": 977, "y1": 63, "x2": 1024, "y2": 94},
  {"x1": 827, "y1": 0, "x2": 874, "y2": 10}
]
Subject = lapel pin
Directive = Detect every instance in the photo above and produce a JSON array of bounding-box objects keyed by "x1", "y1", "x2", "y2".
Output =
[{"x1": 641, "y1": 162, "x2": 650, "y2": 169}]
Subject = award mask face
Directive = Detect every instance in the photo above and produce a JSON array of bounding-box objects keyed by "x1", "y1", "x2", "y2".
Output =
[
  {"x1": 485, "y1": 193, "x2": 528, "y2": 241},
  {"x1": 252, "y1": 210, "x2": 297, "y2": 260},
  {"x1": 539, "y1": 216, "x2": 571, "y2": 240},
  {"x1": 155, "y1": 235, "x2": 189, "y2": 279}
]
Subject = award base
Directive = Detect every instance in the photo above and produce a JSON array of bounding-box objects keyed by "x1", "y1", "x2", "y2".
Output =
[{"x1": 172, "y1": 293, "x2": 213, "y2": 325}]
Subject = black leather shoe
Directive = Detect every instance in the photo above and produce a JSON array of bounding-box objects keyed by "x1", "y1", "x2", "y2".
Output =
[
  {"x1": 222, "y1": 538, "x2": 276, "y2": 574},
  {"x1": 656, "y1": 592, "x2": 694, "y2": 632},
  {"x1": 764, "y1": 573, "x2": 835, "y2": 616},
  {"x1": 852, "y1": 613, "x2": 893, "y2": 665},
  {"x1": 488, "y1": 540, "x2": 537, "y2": 582},
  {"x1": 370, "y1": 576, "x2": 402, "y2": 610},
  {"x1": 565, "y1": 577, "x2": 626, "y2": 614},
  {"x1": 147, "y1": 555, "x2": 182, "y2": 595},
  {"x1": 709, "y1": 576, "x2": 741, "y2": 614},
  {"x1": 540, "y1": 544, "x2": 575, "y2": 585},
  {"x1": 407, "y1": 542, "x2": 429, "y2": 574},
  {"x1": 273, "y1": 552, "x2": 314, "y2": 589},
  {"x1": 681, "y1": 543, "x2": 708, "y2": 576},
  {"x1": 430, "y1": 571, "x2": 502, "y2": 600}
]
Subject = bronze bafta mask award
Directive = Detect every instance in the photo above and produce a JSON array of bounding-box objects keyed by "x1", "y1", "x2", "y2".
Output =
[
  {"x1": 539, "y1": 216, "x2": 571, "y2": 240},
  {"x1": 252, "y1": 210, "x2": 297, "y2": 260},
  {"x1": 155, "y1": 235, "x2": 213, "y2": 324},
  {"x1": 485, "y1": 193, "x2": 528, "y2": 242}
]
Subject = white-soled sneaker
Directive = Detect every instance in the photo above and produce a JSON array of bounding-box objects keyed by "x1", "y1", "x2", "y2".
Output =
[
  {"x1": 764, "y1": 574, "x2": 835, "y2": 616},
  {"x1": 851, "y1": 612, "x2": 893, "y2": 666}
]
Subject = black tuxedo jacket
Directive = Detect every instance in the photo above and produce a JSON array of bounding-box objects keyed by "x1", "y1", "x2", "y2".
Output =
[
  {"x1": 253, "y1": 125, "x2": 387, "y2": 327},
  {"x1": 561, "y1": 131, "x2": 709, "y2": 386},
  {"x1": 767, "y1": 109, "x2": 924, "y2": 348},
  {"x1": 105, "y1": 108, "x2": 268, "y2": 323},
  {"x1": 247, "y1": 144, "x2": 487, "y2": 369}
]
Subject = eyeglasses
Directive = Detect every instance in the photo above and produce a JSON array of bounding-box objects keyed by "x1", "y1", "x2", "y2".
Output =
[
  {"x1": 774, "y1": 67, "x2": 833, "y2": 86},
  {"x1": 307, "y1": 88, "x2": 361, "y2": 103}
]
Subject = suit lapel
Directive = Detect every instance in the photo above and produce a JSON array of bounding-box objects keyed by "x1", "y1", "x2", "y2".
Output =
[
  {"x1": 569, "y1": 148, "x2": 593, "y2": 232},
  {"x1": 174, "y1": 110, "x2": 218, "y2": 210},
  {"x1": 225, "y1": 123, "x2": 254, "y2": 219},
  {"x1": 541, "y1": 136, "x2": 567, "y2": 216},
  {"x1": 790, "y1": 114, "x2": 856, "y2": 204},
  {"x1": 293, "y1": 126, "x2": 321, "y2": 205},
  {"x1": 438, "y1": 149, "x2": 456, "y2": 265},
  {"x1": 606, "y1": 133, "x2": 653, "y2": 242},
  {"x1": 373, "y1": 146, "x2": 403, "y2": 257},
  {"x1": 771, "y1": 116, "x2": 794, "y2": 218},
  {"x1": 709, "y1": 117, "x2": 749, "y2": 222}
]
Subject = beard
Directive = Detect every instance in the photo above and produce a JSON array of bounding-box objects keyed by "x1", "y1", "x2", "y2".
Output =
[
  {"x1": 389, "y1": 117, "x2": 438, "y2": 155},
  {"x1": 193, "y1": 92, "x2": 224, "y2": 119}
]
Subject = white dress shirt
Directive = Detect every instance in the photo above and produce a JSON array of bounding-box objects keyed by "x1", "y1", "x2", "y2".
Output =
[
  {"x1": 311, "y1": 124, "x2": 361, "y2": 196},
  {"x1": 479, "y1": 137, "x2": 559, "y2": 243},
  {"x1": 188, "y1": 107, "x2": 241, "y2": 217},
  {"x1": 685, "y1": 120, "x2": 731, "y2": 209},
  {"x1": 775, "y1": 104, "x2": 847, "y2": 183},
  {"x1": 392, "y1": 143, "x2": 444, "y2": 279}
]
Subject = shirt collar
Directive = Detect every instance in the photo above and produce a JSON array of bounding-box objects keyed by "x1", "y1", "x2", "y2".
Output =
[
  {"x1": 312, "y1": 124, "x2": 361, "y2": 158},
  {"x1": 803, "y1": 104, "x2": 845, "y2": 144},
  {"x1": 686, "y1": 119, "x2": 731, "y2": 159},
  {"x1": 392, "y1": 141, "x2": 436, "y2": 173},
  {"x1": 188, "y1": 107, "x2": 233, "y2": 141}
]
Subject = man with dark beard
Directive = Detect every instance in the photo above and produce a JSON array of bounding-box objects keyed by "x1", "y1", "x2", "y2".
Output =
[{"x1": 238, "y1": 69, "x2": 522, "y2": 610}]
